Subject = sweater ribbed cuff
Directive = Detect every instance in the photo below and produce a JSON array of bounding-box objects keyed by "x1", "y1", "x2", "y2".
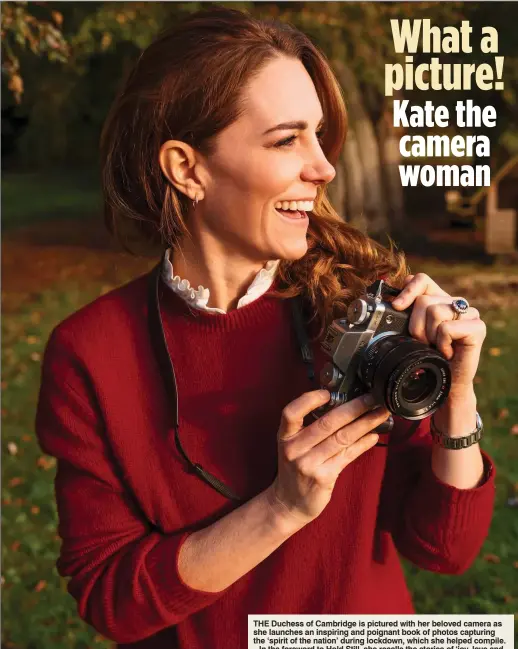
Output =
[
  {"x1": 147, "y1": 531, "x2": 231, "y2": 620},
  {"x1": 402, "y1": 449, "x2": 496, "y2": 571},
  {"x1": 419, "y1": 449, "x2": 495, "y2": 506}
]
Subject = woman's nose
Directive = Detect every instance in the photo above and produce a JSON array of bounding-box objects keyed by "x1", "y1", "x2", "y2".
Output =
[{"x1": 301, "y1": 152, "x2": 336, "y2": 186}]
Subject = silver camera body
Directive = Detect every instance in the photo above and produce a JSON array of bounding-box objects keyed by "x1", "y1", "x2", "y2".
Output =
[{"x1": 316, "y1": 280, "x2": 451, "y2": 427}]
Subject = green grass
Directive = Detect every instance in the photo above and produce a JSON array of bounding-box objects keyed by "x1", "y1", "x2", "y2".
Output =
[
  {"x1": 2, "y1": 277, "x2": 517, "y2": 648},
  {"x1": 2, "y1": 285, "x2": 113, "y2": 649},
  {"x1": 402, "y1": 307, "x2": 518, "y2": 617},
  {"x1": 1, "y1": 172, "x2": 102, "y2": 229}
]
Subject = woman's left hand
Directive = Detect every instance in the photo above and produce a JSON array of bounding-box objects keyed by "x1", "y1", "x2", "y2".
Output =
[{"x1": 391, "y1": 273, "x2": 486, "y2": 395}]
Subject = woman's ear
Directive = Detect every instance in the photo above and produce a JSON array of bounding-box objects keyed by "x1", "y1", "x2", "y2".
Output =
[{"x1": 159, "y1": 140, "x2": 206, "y2": 200}]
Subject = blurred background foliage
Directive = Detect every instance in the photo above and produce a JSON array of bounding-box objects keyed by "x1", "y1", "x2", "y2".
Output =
[
  {"x1": 2, "y1": 1, "x2": 518, "y2": 234},
  {"x1": 2, "y1": 3, "x2": 518, "y2": 648}
]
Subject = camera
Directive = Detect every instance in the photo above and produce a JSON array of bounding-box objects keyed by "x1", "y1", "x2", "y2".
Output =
[{"x1": 315, "y1": 280, "x2": 451, "y2": 431}]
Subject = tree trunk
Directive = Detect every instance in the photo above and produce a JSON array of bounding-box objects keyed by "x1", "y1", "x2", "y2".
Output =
[
  {"x1": 332, "y1": 59, "x2": 388, "y2": 235},
  {"x1": 343, "y1": 127, "x2": 368, "y2": 231},
  {"x1": 377, "y1": 103, "x2": 405, "y2": 229},
  {"x1": 327, "y1": 153, "x2": 347, "y2": 221}
]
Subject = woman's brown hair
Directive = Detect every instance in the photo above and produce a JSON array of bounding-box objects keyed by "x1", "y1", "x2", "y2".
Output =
[{"x1": 100, "y1": 5, "x2": 408, "y2": 339}]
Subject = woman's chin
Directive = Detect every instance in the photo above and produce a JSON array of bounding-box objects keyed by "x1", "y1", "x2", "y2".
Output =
[{"x1": 274, "y1": 240, "x2": 308, "y2": 261}]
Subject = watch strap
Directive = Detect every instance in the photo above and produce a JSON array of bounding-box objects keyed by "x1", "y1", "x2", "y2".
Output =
[{"x1": 430, "y1": 412, "x2": 483, "y2": 449}]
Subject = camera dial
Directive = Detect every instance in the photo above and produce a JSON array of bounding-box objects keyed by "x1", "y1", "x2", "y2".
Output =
[
  {"x1": 321, "y1": 363, "x2": 344, "y2": 389},
  {"x1": 347, "y1": 299, "x2": 373, "y2": 325}
]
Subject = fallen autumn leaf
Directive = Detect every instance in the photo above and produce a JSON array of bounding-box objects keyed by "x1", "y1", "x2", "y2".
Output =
[
  {"x1": 7, "y1": 442, "x2": 18, "y2": 455},
  {"x1": 37, "y1": 456, "x2": 56, "y2": 470}
]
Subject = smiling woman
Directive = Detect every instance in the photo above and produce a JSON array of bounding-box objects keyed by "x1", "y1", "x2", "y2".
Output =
[
  {"x1": 35, "y1": 6, "x2": 495, "y2": 649},
  {"x1": 99, "y1": 6, "x2": 407, "y2": 328},
  {"x1": 156, "y1": 54, "x2": 337, "y2": 289}
]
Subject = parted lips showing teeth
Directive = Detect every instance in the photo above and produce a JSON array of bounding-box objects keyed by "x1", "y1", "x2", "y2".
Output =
[{"x1": 274, "y1": 200, "x2": 314, "y2": 212}]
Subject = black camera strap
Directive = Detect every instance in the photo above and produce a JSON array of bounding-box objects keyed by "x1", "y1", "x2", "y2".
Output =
[
  {"x1": 290, "y1": 294, "x2": 317, "y2": 386},
  {"x1": 147, "y1": 253, "x2": 420, "y2": 502},
  {"x1": 148, "y1": 258, "x2": 243, "y2": 501},
  {"x1": 147, "y1": 253, "x2": 316, "y2": 503}
]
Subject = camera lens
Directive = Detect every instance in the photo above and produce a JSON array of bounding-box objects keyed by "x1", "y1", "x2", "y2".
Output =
[
  {"x1": 401, "y1": 368, "x2": 436, "y2": 403},
  {"x1": 358, "y1": 335, "x2": 451, "y2": 419}
]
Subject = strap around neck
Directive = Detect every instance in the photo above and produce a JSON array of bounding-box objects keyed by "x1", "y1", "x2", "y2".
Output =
[{"x1": 147, "y1": 255, "x2": 243, "y2": 501}]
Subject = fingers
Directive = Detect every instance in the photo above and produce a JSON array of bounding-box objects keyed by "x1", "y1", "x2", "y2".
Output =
[
  {"x1": 407, "y1": 295, "x2": 449, "y2": 343},
  {"x1": 280, "y1": 393, "x2": 376, "y2": 456},
  {"x1": 407, "y1": 296, "x2": 479, "y2": 344},
  {"x1": 317, "y1": 432, "x2": 380, "y2": 478},
  {"x1": 278, "y1": 390, "x2": 331, "y2": 441},
  {"x1": 277, "y1": 406, "x2": 387, "y2": 498},
  {"x1": 304, "y1": 406, "x2": 390, "y2": 467},
  {"x1": 425, "y1": 303, "x2": 479, "y2": 346},
  {"x1": 392, "y1": 272, "x2": 449, "y2": 309},
  {"x1": 435, "y1": 318, "x2": 487, "y2": 360}
]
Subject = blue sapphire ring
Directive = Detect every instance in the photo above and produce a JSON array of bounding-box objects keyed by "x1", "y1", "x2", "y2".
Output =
[{"x1": 451, "y1": 297, "x2": 470, "y2": 320}]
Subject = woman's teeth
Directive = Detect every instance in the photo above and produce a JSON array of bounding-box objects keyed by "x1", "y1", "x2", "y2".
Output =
[{"x1": 274, "y1": 200, "x2": 314, "y2": 212}]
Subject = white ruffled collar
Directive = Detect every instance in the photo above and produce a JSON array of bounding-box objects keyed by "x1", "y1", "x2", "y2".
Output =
[{"x1": 161, "y1": 249, "x2": 280, "y2": 314}]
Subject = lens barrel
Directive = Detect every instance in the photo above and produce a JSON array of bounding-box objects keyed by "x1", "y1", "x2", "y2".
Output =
[{"x1": 358, "y1": 335, "x2": 451, "y2": 419}]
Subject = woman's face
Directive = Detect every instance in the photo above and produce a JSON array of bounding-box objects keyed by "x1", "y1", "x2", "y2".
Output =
[{"x1": 198, "y1": 55, "x2": 336, "y2": 263}]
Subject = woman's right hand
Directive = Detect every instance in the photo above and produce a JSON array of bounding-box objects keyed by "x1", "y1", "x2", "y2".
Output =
[{"x1": 265, "y1": 390, "x2": 391, "y2": 530}]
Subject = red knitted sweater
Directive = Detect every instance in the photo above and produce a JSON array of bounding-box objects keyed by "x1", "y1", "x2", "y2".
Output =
[{"x1": 35, "y1": 272, "x2": 495, "y2": 648}]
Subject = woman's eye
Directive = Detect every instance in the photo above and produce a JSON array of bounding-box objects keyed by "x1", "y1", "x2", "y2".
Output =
[
  {"x1": 274, "y1": 135, "x2": 297, "y2": 148},
  {"x1": 274, "y1": 130, "x2": 325, "y2": 148}
]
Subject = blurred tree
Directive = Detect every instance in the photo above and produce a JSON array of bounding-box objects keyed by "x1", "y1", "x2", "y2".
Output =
[
  {"x1": 250, "y1": 3, "x2": 470, "y2": 231},
  {"x1": 2, "y1": 1, "x2": 517, "y2": 231},
  {"x1": 1, "y1": 1, "x2": 69, "y2": 103}
]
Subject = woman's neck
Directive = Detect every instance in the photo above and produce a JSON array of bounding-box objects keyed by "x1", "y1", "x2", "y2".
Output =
[{"x1": 171, "y1": 239, "x2": 272, "y2": 313}]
